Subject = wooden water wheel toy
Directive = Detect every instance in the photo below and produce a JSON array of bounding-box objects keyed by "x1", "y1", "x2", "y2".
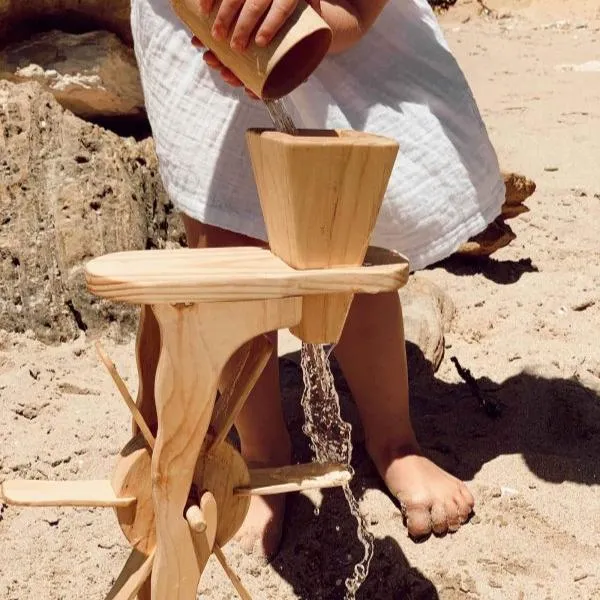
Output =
[{"x1": 1, "y1": 129, "x2": 409, "y2": 599}]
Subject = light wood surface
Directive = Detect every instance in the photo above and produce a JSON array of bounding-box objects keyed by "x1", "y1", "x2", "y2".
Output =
[
  {"x1": 194, "y1": 437, "x2": 251, "y2": 548},
  {"x1": 186, "y1": 492, "x2": 218, "y2": 578},
  {"x1": 105, "y1": 548, "x2": 155, "y2": 600},
  {"x1": 95, "y1": 342, "x2": 155, "y2": 451},
  {"x1": 149, "y1": 297, "x2": 300, "y2": 599},
  {"x1": 210, "y1": 335, "x2": 273, "y2": 450},
  {"x1": 111, "y1": 435, "x2": 155, "y2": 555},
  {"x1": 237, "y1": 462, "x2": 352, "y2": 496},
  {"x1": 169, "y1": 0, "x2": 331, "y2": 99},
  {"x1": 85, "y1": 247, "x2": 408, "y2": 305},
  {"x1": 246, "y1": 129, "x2": 400, "y2": 342},
  {"x1": 0, "y1": 480, "x2": 136, "y2": 508}
]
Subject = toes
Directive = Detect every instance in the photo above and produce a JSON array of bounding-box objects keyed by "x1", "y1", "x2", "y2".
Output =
[
  {"x1": 430, "y1": 502, "x2": 448, "y2": 536},
  {"x1": 404, "y1": 505, "x2": 433, "y2": 539},
  {"x1": 460, "y1": 484, "x2": 475, "y2": 510},
  {"x1": 458, "y1": 485, "x2": 475, "y2": 523},
  {"x1": 446, "y1": 500, "x2": 462, "y2": 532}
]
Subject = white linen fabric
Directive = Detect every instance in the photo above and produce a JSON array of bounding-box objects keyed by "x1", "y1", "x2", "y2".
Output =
[{"x1": 131, "y1": 0, "x2": 505, "y2": 271}]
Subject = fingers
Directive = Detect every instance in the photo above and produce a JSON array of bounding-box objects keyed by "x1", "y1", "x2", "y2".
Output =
[
  {"x1": 202, "y1": 51, "x2": 244, "y2": 87},
  {"x1": 255, "y1": 0, "x2": 299, "y2": 47},
  {"x1": 201, "y1": 0, "x2": 298, "y2": 51}
]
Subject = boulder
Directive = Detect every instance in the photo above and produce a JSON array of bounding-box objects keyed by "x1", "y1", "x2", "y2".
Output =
[
  {"x1": 400, "y1": 276, "x2": 455, "y2": 375},
  {"x1": 0, "y1": 30, "x2": 144, "y2": 120},
  {"x1": 0, "y1": 0, "x2": 132, "y2": 46},
  {"x1": 0, "y1": 80, "x2": 183, "y2": 344}
]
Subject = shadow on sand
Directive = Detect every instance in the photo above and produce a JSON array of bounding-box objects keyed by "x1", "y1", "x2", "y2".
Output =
[{"x1": 270, "y1": 338, "x2": 599, "y2": 598}]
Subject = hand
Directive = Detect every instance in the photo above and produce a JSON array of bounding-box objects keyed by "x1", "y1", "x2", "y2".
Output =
[
  {"x1": 191, "y1": 36, "x2": 259, "y2": 99},
  {"x1": 200, "y1": 0, "x2": 321, "y2": 51}
]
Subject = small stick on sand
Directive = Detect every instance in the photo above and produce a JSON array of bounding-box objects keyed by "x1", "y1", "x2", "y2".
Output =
[{"x1": 451, "y1": 356, "x2": 502, "y2": 418}]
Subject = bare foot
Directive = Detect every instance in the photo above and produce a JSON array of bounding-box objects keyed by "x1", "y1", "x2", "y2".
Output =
[
  {"x1": 234, "y1": 445, "x2": 291, "y2": 560},
  {"x1": 370, "y1": 443, "x2": 475, "y2": 539},
  {"x1": 234, "y1": 494, "x2": 286, "y2": 560}
]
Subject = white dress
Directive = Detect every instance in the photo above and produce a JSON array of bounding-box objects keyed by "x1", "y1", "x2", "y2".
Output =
[{"x1": 131, "y1": 0, "x2": 505, "y2": 271}]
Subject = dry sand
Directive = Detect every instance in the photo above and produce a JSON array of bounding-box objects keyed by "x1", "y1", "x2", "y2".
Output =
[{"x1": 1, "y1": 1, "x2": 599, "y2": 598}]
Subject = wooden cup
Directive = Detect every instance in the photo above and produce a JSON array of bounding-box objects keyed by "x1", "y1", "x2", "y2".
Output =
[
  {"x1": 170, "y1": 0, "x2": 332, "y2": 99},
  {"x1": 246, "y1": 129, "x2": 400, "y2": 343}
]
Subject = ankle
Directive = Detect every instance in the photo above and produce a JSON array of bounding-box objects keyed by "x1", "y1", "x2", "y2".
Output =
[
  {"x1": 365, "y1": 430, "x2": 421, "y2": 471},
  {"x1": 241, "y1": 435, "x2": 292, "y2": 468}
]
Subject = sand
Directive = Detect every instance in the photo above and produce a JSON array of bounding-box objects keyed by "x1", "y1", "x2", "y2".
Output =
[{"x1": 1, "y1": 1, "x2": 599, "y2": 598}]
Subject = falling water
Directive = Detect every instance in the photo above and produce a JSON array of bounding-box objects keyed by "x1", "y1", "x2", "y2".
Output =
[
  {"x1": 299, "y1": 344, "x2": 374, "y2": 599},
  {"x1": 264, "y1": 98, "x2": 374, "y2": 599},
  {"x1": 264, "y1": 98, "x2": 298, "y2": 134}
]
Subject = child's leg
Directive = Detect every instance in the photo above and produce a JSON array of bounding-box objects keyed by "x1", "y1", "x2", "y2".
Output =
[
  {"x1": 182, "y1": 216, "x2": 291, "y2": 557},
  {"x1": 334, "y1": 291, "x2": 474, "y2": 538}
]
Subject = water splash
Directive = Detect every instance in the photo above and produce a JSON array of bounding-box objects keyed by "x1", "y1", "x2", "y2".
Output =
[{"x1": 300, "y1": 343, "x2": 374, "y2": 599}]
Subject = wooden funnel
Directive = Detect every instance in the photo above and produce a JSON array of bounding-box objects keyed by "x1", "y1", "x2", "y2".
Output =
[
  {"x1": 170, "y1": 0, "x2": 332, "y2": 99},
  {"x1": 246, "y1": 129, "x2": 399, "y2": 344}
]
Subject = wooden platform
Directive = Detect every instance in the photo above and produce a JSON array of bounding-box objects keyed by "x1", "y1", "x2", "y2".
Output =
[{"x1": 85, "y1": 247, "x2": 409, "y2": 305}]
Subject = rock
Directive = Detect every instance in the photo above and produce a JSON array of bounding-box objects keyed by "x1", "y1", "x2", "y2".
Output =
[
  {"x1": 400, "y1": 276, "x2": 455, "y2": 374},
  {"x1": 456, "y1": 171, "x2": 536, "y2": 257},
  {"x1": 456, "y1": 217, "x2": 517, "y2": 257},
  {"x1": 502, "y1": 171, "x2": 536, "y2": 208},
  {"x1": 0, "y1": 30, "x2": 144, "y2": 120},
  {"x1": 0, "y1": 80, "x2": 183, "y2": 344},
  {"x1": 0, "y1": 0, "x2": 132, "y2": 47}
]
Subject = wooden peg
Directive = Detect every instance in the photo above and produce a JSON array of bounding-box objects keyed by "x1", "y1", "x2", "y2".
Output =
[
  {"x1": 185, "y1": 504, "x2": 207, "y2": 534},
  {"x1": 186, "y1": 492, "x2": 218, "y2": 577},
  {"x1": 236, "y1": 462, "x2": 352, "y2": 496},
  {"x1": 95, "y1": 341, "x2": 156, "y2": 451},
  {"x1": 0, "y1": 480, "x2": 136, "y2": 508}
]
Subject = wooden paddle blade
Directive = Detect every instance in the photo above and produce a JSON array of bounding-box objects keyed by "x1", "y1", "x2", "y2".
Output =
[
  {"x1": 105, "y1": 548, "x2": 155, "y2": 600},
  {"x1": 95, "y1": 341, "x2": 156, "y2": 451},
  {"x1": 1, "y1": 480, "x2": 136, "y2": 508},
  {"x1": 210, "y1": 335, "x2": 273, "y2": 449},
  {"x1": 237, "y1": 463, "x2": 352, "y2": 496},
  {"x1": 214, "y1": 545, "x2": 253, "y2": 600}
]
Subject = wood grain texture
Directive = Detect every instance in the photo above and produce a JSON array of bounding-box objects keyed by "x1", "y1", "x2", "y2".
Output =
[
  {"x1": 169, "y1": 0, "x2": 331, "y2": 99},
  {"x1": 96, "y1": 342, "x2": 155, "y2": 451},
  {"x1": 210, "y1": 335, "x2": 273, "y2": 450},
  {"x1": 112, "y1": 435, "x2": 155, "y2": 555},
  {"x1": 0, "y1": 480, "x2": 135, "y2": 508},
  {"x1": 238, "y1": 462, "x2": 352, "y2": 496},
  {"x1": 149, "y1": 298, "x2": 300, "y2": 599},
  {"x1": 194, "y1": 438, "x2": 251, "y2": 548},
  {"x1": 85, "y1": 247, "x2": 409, "y2": 305},
  {"x1": 246, "y1": 129, "x2": 400, "y2": 343},
  {"x1": 186, "y1": 492, "x2": 218, "y2": 580},
  {"x1": 105, "y1": 548, "x2": 155, "y2": 600}
]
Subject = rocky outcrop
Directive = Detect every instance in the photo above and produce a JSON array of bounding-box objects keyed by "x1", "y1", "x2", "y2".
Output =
[
  {"x1": 0, "y1": 80, "x2": 183, "y2": 344},
  {"x1": 0, "y1": 0, "x2": 132, "y2": 46},
  {"x1": 0, "y1": 30, "x2": 144, "y2": 120}
]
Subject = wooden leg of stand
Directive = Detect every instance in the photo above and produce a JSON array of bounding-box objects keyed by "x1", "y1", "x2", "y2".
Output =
[
  {"x1": 135, "y1": 305, "x2": 160, "y2": 437},
  {"x1": 149, "y1": 298, "x2": 300, "y2": 600}
]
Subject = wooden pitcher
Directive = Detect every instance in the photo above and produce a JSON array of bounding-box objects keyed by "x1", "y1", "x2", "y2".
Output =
[{"x1": 170, "y1": 0, "x2": 332, "y2": 99}]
